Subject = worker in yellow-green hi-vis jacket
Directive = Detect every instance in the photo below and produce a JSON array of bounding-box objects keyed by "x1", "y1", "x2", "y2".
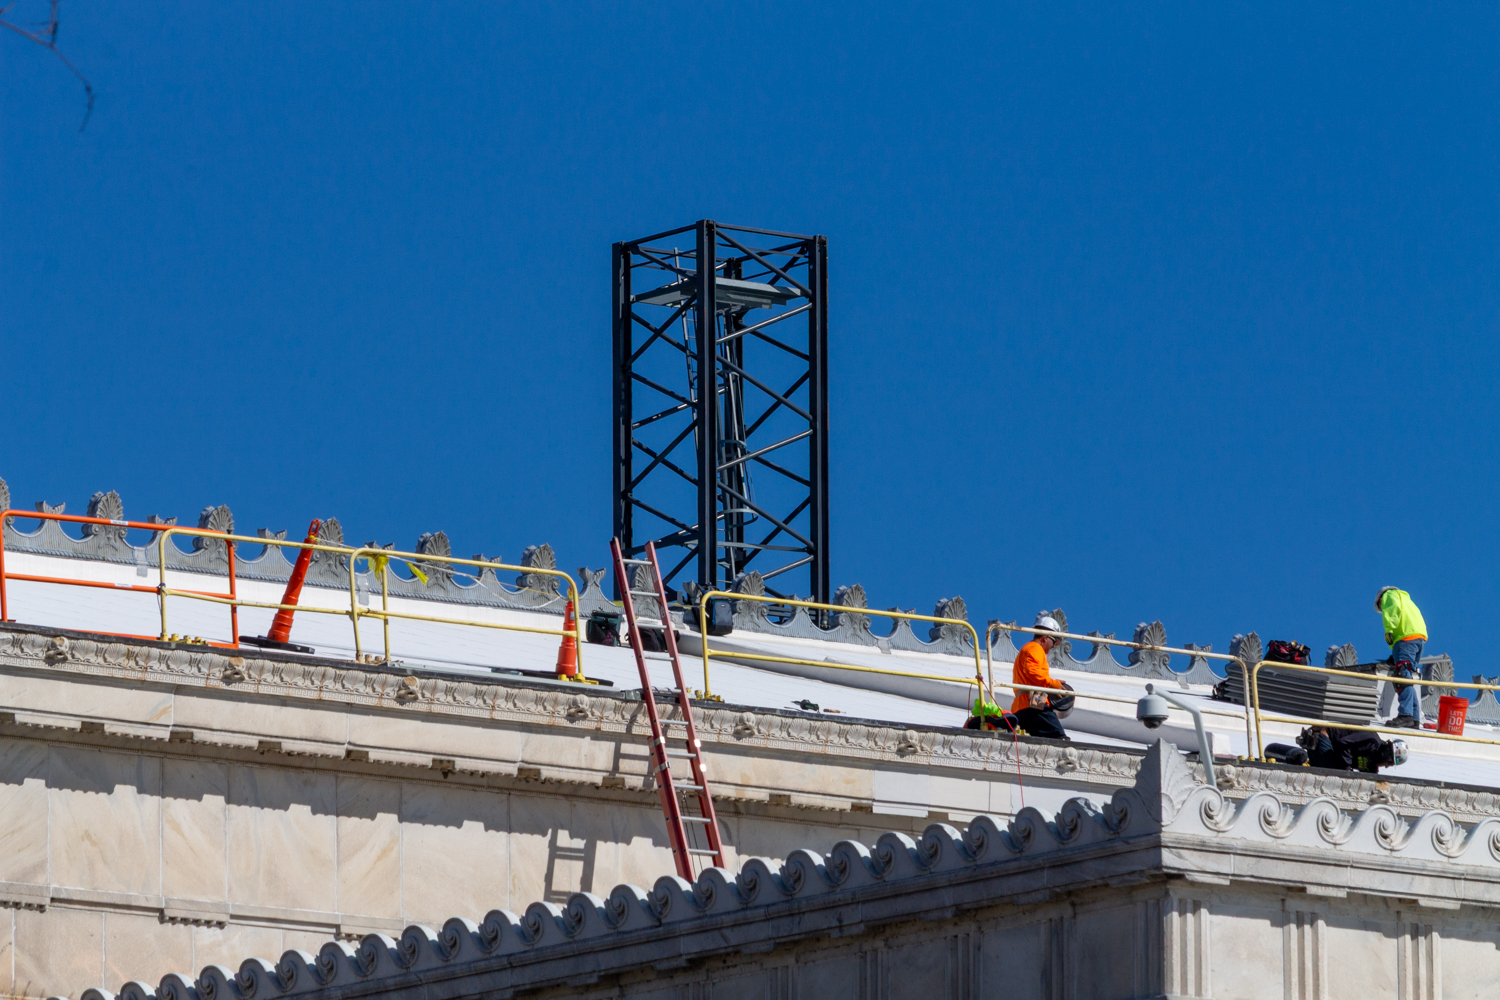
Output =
[{"x1": 1376, "y1": 586, "x2": 1428, "y2": 729}]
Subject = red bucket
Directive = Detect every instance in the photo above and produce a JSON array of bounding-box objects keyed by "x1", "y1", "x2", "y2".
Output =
[{"x1": 1437, "y1": 695, "x2": 1468, "y2": 736}]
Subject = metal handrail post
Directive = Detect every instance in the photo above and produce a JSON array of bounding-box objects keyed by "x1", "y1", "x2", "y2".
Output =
[
  {"x1": 157, "y1": 529, "x2": 170, "y2": 640},
  {"x1": 226, "y1": 538, "x2": 239, "y2": 645},
  {"x1": 381, "y1": 561, "x2": 391, "y2": 662},
  {"x1": 1250, "y1": 660, "x2": 1265, "y2": 759},
  {"x1": 348, "y1": 552, "x2": 364, "y2": 662},
  {"x1": 0, "y1": 513, "x2": 9, "y2": 622}
]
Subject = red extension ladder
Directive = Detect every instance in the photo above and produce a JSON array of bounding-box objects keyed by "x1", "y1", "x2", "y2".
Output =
[{"x1": 609, "y1": 538, "x2": 726, "y2": 878}]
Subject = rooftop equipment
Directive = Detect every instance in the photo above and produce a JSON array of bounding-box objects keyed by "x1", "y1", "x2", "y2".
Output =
[{"x1": 612, "y1": 221, "x2": 829, "y2": 606}]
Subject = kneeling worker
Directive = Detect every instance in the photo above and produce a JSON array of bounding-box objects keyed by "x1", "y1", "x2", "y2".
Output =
[{"x1": 1010, "y1": 616, "x2": 1070, "y2": 739}]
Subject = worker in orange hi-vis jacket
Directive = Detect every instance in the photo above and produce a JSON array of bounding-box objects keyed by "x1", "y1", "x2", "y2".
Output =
[{"x1": 1009, "y1": 616, "x2": 1070, "y2": 740}]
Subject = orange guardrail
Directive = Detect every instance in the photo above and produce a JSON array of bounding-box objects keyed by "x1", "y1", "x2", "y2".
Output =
[
  {"x1": 0, "y1": 514, "x2": 585, "y2": 678},
  {"x1": 0, "y1": 510, "x2": 240, "y2": 646}
]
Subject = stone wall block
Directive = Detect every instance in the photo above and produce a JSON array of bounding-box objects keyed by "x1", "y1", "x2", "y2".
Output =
[
  {"x1": 160, "y1": 758, "x2": 228, "y2": 904},
  {"x1": 0, "y1": 907, "x2": 13, "y2": 998},
  {"x1": 0, "y1": 738, "x2": 49, "y2": 886},
  {"x1": 49, "y1": 747, "x2": 162, "y2": 896},
  {"x1": 398, "y1": 782, "x2": 511, "y2": 926},
  {"x1": 225, "y1": 766, "x2": 336, "y2": 913},
  {"x1": 335, "y1": 777, "x2": 401, "y2": 920},
  {"x1": 14, "y1": 906, "x2": 103, "y2": 1000},
  {"x1": 103, "y1": 909, "x2": 193, "y2": 990},
  {"x1": 191, "y1": 926, "x2": 284, "y2": 980}
]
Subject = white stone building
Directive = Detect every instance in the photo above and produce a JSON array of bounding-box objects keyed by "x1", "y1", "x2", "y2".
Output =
[{"x1": 3, "y1": 480, "x2": 1500, "y2": 999}]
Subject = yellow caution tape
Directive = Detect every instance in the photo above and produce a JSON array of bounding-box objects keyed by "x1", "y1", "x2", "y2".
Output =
[{"x1": 368, "y1": 552, "x2": 427, "y2": 585}]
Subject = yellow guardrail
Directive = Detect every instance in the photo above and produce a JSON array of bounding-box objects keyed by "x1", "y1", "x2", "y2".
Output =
[
  {"x1": 985, "y1": 621, "x2": 1261, "y2": 752},
  {"x1": 344, "y1": 546, "x2": 580, "y2": 668},
  {"x1": 1248, "y1": 660, "x2": 1500, "y2": 759},
  {"x1": 696, "y1": 591, "x2": 991, "y2": 704},
  {"x1": 152, "y1": 527, "x2": 584, "y2": 676}
]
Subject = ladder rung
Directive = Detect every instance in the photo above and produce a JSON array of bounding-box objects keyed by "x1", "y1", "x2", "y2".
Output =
[
  {"x1": 687, "y1": 849, "x2": 719, "y2": 856},
  {"x1": 675, "y1": 784, "x2": 705, "y2": 792},
  {"x1": 665, "y1": 750, "x2": 696, "y2": 758},
  {"x1": 681, "y1": 816, "x2": 713, "y2": 824},
  {"x1": 660, "y1": 718, "x2": 689, "y2": 726},
  {"x1": 620, "y1": 558, "x2": 652, "y2": 566},
  {"x1": 629, "y1": 589, "x2": 660, "y2": 597}
]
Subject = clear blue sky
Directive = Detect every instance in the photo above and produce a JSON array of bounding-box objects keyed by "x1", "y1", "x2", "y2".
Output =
[{"x1": 3, "y1": 3, "x2": 1497, "y2": 674}]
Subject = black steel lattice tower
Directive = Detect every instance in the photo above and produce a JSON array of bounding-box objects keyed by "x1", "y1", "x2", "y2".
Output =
[{"x1": 612, "y1": 221, "x2": 829, "y2": 603}]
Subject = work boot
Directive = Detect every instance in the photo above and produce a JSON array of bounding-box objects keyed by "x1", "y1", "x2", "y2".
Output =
[{"x1": 1390, "y1": 715, "x2": 1421, "y2": 729}]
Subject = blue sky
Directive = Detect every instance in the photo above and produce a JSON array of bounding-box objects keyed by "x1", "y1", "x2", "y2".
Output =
[{"x1": 3, "y1": 3, "x2": 1497, "y2": 674}]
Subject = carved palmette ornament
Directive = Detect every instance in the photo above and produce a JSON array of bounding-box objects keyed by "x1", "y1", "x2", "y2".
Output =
[
  {"x1": 517, "y1": 543, "x2": 560, "y2": 596},
  {"x1": 192, "y1": 505, "x2": 234, "y2": 560},
  {"x1": 1128, "y1": 621, "x2": 1172, "y2": 677},
  {"x1": 415, "y1": 530, "x2": 453, "y2": 584},
  {"x1": 1229, "y1": 632, "x2": 1262, "y2": 680},
  {"x1": 833, "y1": 583, "x2": 870, "y2": 630},
  {"x1": 1325, "y1": 643, "x2": 1359, "y2": 668},
  {"x1": 306, "y1": 517, "x2": 348, "y2": 584},
  {"x1": 928, "y1": 596, "x2": 970, "y2": 645},
  {"x1": 0, "y1": 476, "x2": 9, "y2": 513},
  {"x1": 732, "y1": 571, "x2": 769, "y2": 627},
  {"x1": 630, "y1": 565, "x2": 660, "y2": 620},
  {"x1": 82, "y1": 490, "x2": 127, "y2": 544}
]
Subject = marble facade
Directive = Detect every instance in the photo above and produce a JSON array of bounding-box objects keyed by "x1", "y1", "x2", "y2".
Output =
[{"x1": 5, "y1": 625, "x2": 1500, "y2": 998}]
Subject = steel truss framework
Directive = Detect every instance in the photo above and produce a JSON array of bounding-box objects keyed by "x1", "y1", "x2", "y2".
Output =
[{"x1": 612, "y1": 221, "x2": 829, "y2": 604}]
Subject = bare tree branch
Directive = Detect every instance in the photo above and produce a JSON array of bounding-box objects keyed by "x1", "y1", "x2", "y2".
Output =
[{"x1": 1, "y1": 0, "x2": 94, "y2": 131}]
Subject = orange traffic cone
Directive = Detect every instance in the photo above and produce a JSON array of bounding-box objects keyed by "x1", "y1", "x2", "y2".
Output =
[
  {"x1": 555, "y1": 599, "x2": 579, "y2": 678},
  {"x1": 243, "y1": 519, "x2": 321, "y2": 654}
]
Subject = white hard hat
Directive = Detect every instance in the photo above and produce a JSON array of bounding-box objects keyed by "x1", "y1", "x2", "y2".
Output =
[
  {"x1": 1390, "y1": 738, "x2": 1409, "y2": 767},
  {"x1": 1034, "y1": 615, "x2": 1062, "y2": 634}
]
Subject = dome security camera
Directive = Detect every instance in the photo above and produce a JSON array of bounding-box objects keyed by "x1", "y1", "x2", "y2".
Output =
[{"x1": 1136, "y1": 687, "x2": 1171, "y2": 730}]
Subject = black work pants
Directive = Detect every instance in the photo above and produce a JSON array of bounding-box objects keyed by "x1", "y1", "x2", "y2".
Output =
[{"x1": 1014, "y1": 707, "x2": 1067, "y2": 740}]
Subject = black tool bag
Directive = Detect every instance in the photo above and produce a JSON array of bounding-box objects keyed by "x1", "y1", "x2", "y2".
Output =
[
  {"x1": 684, "y1": 598, "x2": 734, "y2": 636},
  {"x1": 585, "y1": 610, "x2": 622, "y2": 646},
  {"x1": 1265, "y1": 639, "x2": 1311, "y2": 665}
]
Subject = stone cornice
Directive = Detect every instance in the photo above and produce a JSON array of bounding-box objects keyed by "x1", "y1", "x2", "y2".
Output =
[
  {"x1": 0, "y1": 624, "x2": 1143, "y2": 792},
  {"x1": 67, "y1": 741, "x2": 1500, "y2": 1000}
]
